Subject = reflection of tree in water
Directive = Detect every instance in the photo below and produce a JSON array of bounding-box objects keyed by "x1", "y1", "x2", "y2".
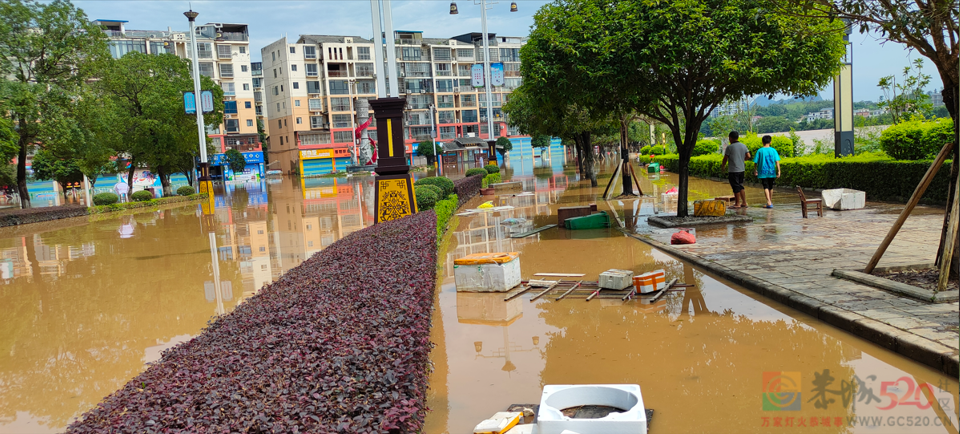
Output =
[
  {"x1": 231, "y1": 186, "x2": 250, "y2": 213},
  {"x1": 0, "y1": 207, "x2": 246, "y2": 429},
  {"x1": 536, "y1": 261, "x2": 857, "y2": 433}
]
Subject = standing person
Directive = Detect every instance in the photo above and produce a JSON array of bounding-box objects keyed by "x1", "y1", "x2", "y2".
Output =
[
  {"x1": 113, "y1": 180, "x2": 129, "y2": 203},
  {"x1": 753, "y1": 135, "x2": 781, "y2": 208},
  {"x1": 720, "y1": 131, "x2": 751, "y2": 208}
]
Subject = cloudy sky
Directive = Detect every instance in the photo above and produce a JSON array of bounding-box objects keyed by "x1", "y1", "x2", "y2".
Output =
[{"x1": 73, "y1": 0, "x2": 944, "y2": 103}]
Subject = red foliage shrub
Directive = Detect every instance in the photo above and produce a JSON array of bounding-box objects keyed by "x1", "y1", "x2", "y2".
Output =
[
  {"x1": 0, "y1": 205, "x2": 87, "y2": 227},
  {"x1": 67, "y1": 211, "x2": 439, "y2": 433},
  {"x1": 453, "y1": 175, "x2": 482, "y2": 208}
]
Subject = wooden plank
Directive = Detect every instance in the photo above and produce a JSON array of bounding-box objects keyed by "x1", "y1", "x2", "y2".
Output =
[
  {"x1": 511, "y1": 224, "x2": 557, "y2": 238},
  {"x1": 621, "y1": 288, "x2": 636, "y2": 301},
  {"x1": 585, "y1": 287, "x2": 602, "y2": 301},
  {"x1": 554, "y1": 281, "x2": 584, "y2": 301},
  {"x1": 865, "y1": 142, "x2": 954, "y2": 274},
  {"x1": 602, "y1": 162, "x2": 622, "y2": 200},
  {"x1": 648, "y1": 278, "x2": 678, "y2": 303},
  {"x1": 530, "y1": 282, "x2": 560, "y2": 301},
  {"x1": 503, "y1": 285, "x2": 532, "y2": 301},
  {"x1": 627, "y1": 162, "x2": 644, "y2": 195},
  {"x1": 528, "y1": 279, "x2": 558, "y2": 287},
  {"x1": 535, "y1": 272, "x2": 586, "y2": 277},
  {"x1": 938, "y1": 162, "x2": 960, "y2": 292}
]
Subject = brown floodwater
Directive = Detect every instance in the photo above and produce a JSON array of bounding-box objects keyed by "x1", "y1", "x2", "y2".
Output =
[{"x1": 424, "y1": 157, "x2": 960, "y2": 434}]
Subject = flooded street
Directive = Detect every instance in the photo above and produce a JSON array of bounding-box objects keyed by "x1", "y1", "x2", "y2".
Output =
[{"x1": 0, "y1": 154, "x2": 956, "y2": 433}]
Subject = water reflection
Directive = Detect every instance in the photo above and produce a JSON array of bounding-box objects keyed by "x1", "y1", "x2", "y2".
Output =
[{"x1": 425, "y1": 158, "x2": 959, "y2": 434}]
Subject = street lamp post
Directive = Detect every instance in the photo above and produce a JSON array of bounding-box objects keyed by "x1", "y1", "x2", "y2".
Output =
[
  {"x1": 184, "y1": 9, "x2": 214, "y2": 203},
  {"x1": 451, "y1": 1, "x2": 517, "y2": 143}
]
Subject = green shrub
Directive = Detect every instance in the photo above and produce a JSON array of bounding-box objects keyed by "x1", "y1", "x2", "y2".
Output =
[
  {"x1": 414, "y1": 185, "x2": 440, "y2": 210},
  {"x1": 653, "y1": 152, "x2": 952, "y2": 204},
  {"x1": 93, "y1": 192, "x2": 119, "y2": 206},
  {"x1": 414, "y1": 176, "x2": 455, "y2": 197},
  {"x1": 879, "y1": 118, "x2": 954, "y2": 160},
  {"x1": 177, "y1": 186, "x2": 196, "y2": 196},
  {"x1": 692, "y1": 139, "x2": 720, "y2": 157},
  {"x1": 131, "y1": 190, "x2": 154, "y2": 202},
  {"x1": 923, "y1": 117, "x2": 956, "y2": 156},
  {"x1": 434, "y1": 193, "x2": 458, "y2": 242},
  {"x1": 484, "y1": 164, "x2": 500, "y2": 174},
  {"x1": 417, "y1": 184, "x2": 443, "y2": 199},
  {"x1": 640, "y1": 145, "x2": 668, "y2": 155},
  {"x1": 482, "y1": 172, "x2": 501, "y2": 188},
  {"x1": 740, "y1": 132, "x2": 794, "y2": 158},
  {"x1": 466, "y1": 168, "x2": 488, "y2": 178}
]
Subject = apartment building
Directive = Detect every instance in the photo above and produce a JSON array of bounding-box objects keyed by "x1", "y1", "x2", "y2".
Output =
[
  {"x1": 261, "y1": 31, "x2": 525, "y2": 175},
  {"x1": 94, "y1": 19, "x2": 265, "y2": 179}
]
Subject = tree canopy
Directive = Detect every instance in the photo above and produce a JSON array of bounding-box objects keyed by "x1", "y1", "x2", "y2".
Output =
[{"x1": 225, "y1": 149, "x2": 246, "y2": 174}]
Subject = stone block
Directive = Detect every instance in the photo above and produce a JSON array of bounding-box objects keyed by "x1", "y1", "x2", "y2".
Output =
[
  {"x1": 896, "y1": 334, "x2": 953, "y2": 372},
  {"x1": 818, "y1": 306, "x2": 865, "y2": 333},
  {"x1": 821, "y1": 188, "x2": 865, "y2": 210}
]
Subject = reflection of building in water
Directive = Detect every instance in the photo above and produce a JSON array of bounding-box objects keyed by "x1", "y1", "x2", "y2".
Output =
[{"x1": 0, "y1": 235, "x2": 96, "y2": 280}]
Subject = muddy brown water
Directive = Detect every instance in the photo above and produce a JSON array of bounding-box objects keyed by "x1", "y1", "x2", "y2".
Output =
[{"x1": 0, "y1": 157, "x2": 956, "y2": 433}]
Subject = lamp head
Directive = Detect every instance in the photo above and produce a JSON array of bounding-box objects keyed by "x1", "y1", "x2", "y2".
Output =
[
  {"x1": 183, "y1": 10, "x2": 199, "y2": 21},
  {"x1": 510, "y1": 2, "x2": 518, "y2": 12},
  {"x1": 450, "y1": 2, "x2": 459, "y2": 14}
]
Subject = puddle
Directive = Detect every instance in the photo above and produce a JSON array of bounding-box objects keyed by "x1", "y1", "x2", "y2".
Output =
[{"x1": 425, "y1": 158, "x2": 960, "y2": 434}]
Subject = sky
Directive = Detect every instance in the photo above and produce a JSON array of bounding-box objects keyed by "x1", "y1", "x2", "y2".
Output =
[{"x1": 73, "y1": 0, "x2": 945, "y2": 103}]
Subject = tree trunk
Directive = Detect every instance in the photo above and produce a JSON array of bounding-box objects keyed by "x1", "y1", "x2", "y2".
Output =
[
  {"x1": 581, "y1": 132, "x2": 597, "y2": 187},
  {"x1": 935, "y1": 85, "x2": 959, "y2": 277},
  {"x1": 677, "y1": 150, "x2": 691, "y2": 217},
  {"x1": 126, "y1": 157, "x2": 137, "y2": 192},
  {"x1": 158, "y1": 168, "x2": 172, "y2": 196},
  {"x1": 16, "y1": 119, "x2": 30, "y2": 209}
]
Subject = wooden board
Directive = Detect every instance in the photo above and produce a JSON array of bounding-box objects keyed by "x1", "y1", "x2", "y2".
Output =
[
  {"x1": 535, "y1": 273, "x2": 586, "y2": 277},
  {"x1": 511, "y1": 224, "x2": 557, "y2": 238}
]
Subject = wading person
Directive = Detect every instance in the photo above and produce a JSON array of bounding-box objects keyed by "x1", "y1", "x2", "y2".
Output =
[
  {"x1": 720, "y1": 131, "x2": 750, "y2": 208},
  {"x1": 753, "y1": 135, "x2": 781, "y2": 208}
]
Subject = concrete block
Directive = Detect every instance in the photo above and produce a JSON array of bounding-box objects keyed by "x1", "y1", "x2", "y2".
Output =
[
  {"x1": 895, "y1": 334, "x2": 953, "y2": 372},
  {"x1": 818, "y1": 306, "x2": 865, "y2": 333},
  {"x1": 821, "y1": 188, "x2": 865, "y2": 210}
]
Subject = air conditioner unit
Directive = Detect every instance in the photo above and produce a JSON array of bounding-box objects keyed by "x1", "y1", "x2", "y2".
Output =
[{"x1": 172, "y1": 33, "x2": 185, "y2": 41}]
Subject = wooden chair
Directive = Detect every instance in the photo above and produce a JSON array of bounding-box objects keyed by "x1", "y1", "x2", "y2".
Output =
[{"x1": 796, "y1": 186, "x2": 823, "y2": 218}]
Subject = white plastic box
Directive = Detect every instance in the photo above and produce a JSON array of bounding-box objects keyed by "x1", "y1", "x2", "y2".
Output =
[
  {"x1": 454, "y1": 253, "x2": 522, "y2": 292},
  {"x1": 599, "y1": 269, "x2": 634, "y2": 290},
  {"x1": 538, "y1": 384, "x2": 647, "y2": 434}
]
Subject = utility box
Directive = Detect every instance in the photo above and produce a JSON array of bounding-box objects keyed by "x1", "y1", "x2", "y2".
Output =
[
  {"x1": 599, "y1": 269, "x2": 634, "y2": 290},
  {"x1": 564, "y1": 212, "x2": 609, "y2": 230},
  {"x1": 558, "y1": 205, "x2": 596, "y2": 227},
  {"x1": 454, "y1": 252, "x2": 522, "y2": 292},
  {"x1": 821, "y1": 188, "x2": 865, "y2": 210}
]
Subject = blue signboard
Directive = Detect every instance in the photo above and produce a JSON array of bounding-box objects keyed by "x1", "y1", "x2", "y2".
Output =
[
  {"x1": 200, "y1": 90, "x2": 214, "y2": 113},
  {"x1": 209, "y1": 151, "x2": 264, "y2": 166},
  {"x1": 183, "y1": 92, "x2": 196, "y2": 114}
]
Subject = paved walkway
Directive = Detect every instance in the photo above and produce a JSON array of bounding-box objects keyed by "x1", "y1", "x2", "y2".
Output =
[{"x1": 630, "y1": 195, "x2": 959, "y2": 376}]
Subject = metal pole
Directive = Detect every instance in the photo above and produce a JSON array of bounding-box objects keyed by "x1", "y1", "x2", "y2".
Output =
[
  {"x1": 480, "y1": 0, "x2": 495, "y2": 140},
  {"x1": 185, "y1": 11, "x2": 207, "y2": 164},
  {"x1": 369, "y1": 0, "x2": 386, "y2": 98},
  {"x1": 382, "y1": 0, "x2": 399, "y2": 98}
]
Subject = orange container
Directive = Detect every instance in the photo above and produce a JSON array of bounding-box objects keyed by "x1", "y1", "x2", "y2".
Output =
[{"x1": 633, "y1": 269, "x2": 666, "y2": 294}]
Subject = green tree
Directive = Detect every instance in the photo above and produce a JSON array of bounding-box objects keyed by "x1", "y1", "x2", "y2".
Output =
[
  {"x1": 0, "y1": 0, "x2": 108, "y2": 207},
  {"x1": 877, "y1": 59, "x2": 933, "y2": 123},
  {"x1": 531, "y1": 135, "x2": 551, "y2": 150},
  {"x1": 31, "y1": 149, "x2": 83, "y2": 193},
  {"x1": 416, "y1": 140, "x2": 437, "y2": 165},
  {"x1": 495, "y1": 136, "x2": 513, "y2": 158},
  {"x1": 527, "y1": 0, "x2": 845, "y2": 215},
  {"x1": 94, "y1": 52, "x2": 223, "y2": 196},
  {"x1": 224, "y1": 149, "x2": 246, "y2": 174}
]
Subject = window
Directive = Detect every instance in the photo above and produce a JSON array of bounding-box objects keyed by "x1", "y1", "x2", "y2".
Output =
[
  {"x1": 272, "y1": 86, "x2": 278, "y2": 96},
  {"x1": 217, "y1": 44, "x2": 232, "y2": 58},
  {"x1": 305, "y1": 63, "x2": 318, "y2": 77},
  {"x1": 461, "y1": 110, "x2": 477, "y2": 123},
  {"x1": 190, "y1": 42, "x2": 213, "y2": 59},
  {"x1": 330, "y1": 97, "x2": 350, "y2": 111},
  {"x1": 333, "y1": 131, "x2": 353, "y2": 143},
  {"x1": 219, "y1": 63, "x2": 234, "y2": 78},
  {"x1": 332, "y1": 114, "x2": 351, "y2": 128},
  {"x1": 198, "y1": 62, "x2": 214, "y2": 77},
  {"x1": 271, "y1": 52, "x2": 275, "y2": 62},
  {"x1": 355, "y1": 63, "x2": 374, "y2": 77},
  {"x1": 438, "y1": 110, "x2": 455, "y2": 123},
  {"x1": 304, "y1": 46, "x2": 316, "y2": 59},
  {"x1": 246, "y1": 119, "x2": 253, "y2": 127},
  {"x1": 278, "y1": 119, "x2": 282, "y2": 129},
  {"x1": 294, "y1": 100, "x2": 300, "y2": 107},
  {"x1": 309, "y1": 116, "x2": 326, "y2": 129},
  {"x1": 435, "y1": 79, "x2": 453, "y2": 92},
  {"x1": 243, "y1": 83, "x2": 250, "y2": 91},
  {"x1": 273, "y1": 69, "x2": 277, "y2": 78},
  {"x1": 252, "y1": 77, "x2": 262, "y2": 87},
  {"x1": 224, "y1": 100, "x2": 238, "y2": 113},
  {"x1": 357, "y1": 80, "x2": 375, "y2": 94},
  {"x1": 433, "y1": 48, "x2": 451, "y2": 61},
  {"x1": 308, "y1": 99, "x2": 323, "y2": 110},
  {"x1": 401, "y1": 47, "x2": 421, "y2": 61},
  {"x1": 296, "y1": 117, "x2": 302, "y2": 124},
  {"x1": 148, "y1": 41, "x2": 171, "y2": 56},
  {"x1": 241, "y1": 65, "x2": 248, "y2": 72},
  {"x1": 225, "y1": 119, "x2": 239, "y2": 132},
  {"x1": 435, "y1": 63, "x2": 452, "y2": 76},
  {"x1": 240, "y1": 46, "x2": 246, "y2": 54},
  {"x1": 290, "y1": 46, "x2": 296, "y2": 54},
  {"x1": 276, "y1": 103, "x2": 280, "y2": 111},
  {"x1": 291, "y1": 64, "x2": 298, "y2": 72},
  {"x1": 307, "y1": 81, "x2": 321, "y2": 94},
  {"x1": 280, "y1": 85, "x2": 284, "y2": 92},
  {"x1": 279, "y1": 136, "x2": 283, "y2": 145},
  {"x1": 440, "y1": 126, "x2": 456, "y2": 139},
  {"x1": 329, "y1": 80, "x2": 349, "y2": 95},
  {"x1": 457, "y1": 64, "x2": 471, "y2": 77},
  {"x1": 222, "y1": 82, "x2": 236, "y2": 95},
  {"x1": 438, "y1": 95, "x2": 454, "y2": 108},
  {"x1": 357, "y1": 46, "x2": 370, "y2": 60},
  {"x1": 292, "y1": 82, "x2": 299, "y2": 90},
  {"x1": 244, "y1": 101, "x2": 252, "y2": 109}
]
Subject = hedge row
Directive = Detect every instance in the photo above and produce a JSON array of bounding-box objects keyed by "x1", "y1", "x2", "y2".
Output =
[
  {"x1": 68, "y1": 210, "x2": 439, "y2": 433},
  {"x1": 87, "y1": 194, "x2": 209, "y2": 214},
  {"x1": 453, "y1": 174, "x2": 483, "y2": 208},
  {"x1": 0, "y1": 204, "x2": 88, "y2": 227},
  {"x1": 435, "y1": 194, "x2": 458, "y2": 241},
  {"x1": 482, "y1": 172, "x2": 502, "y2": 188},
  {"x1": 653, "y1": 153, "x2": 953, "y2": 204}
]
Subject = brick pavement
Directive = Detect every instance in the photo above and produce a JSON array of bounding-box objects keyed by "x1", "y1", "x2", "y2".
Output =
[{"x1": 630, "y1": 197, "x2": 959, "y2": 375}]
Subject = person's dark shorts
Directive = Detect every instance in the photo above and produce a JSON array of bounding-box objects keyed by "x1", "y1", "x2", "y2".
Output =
[
  {"x1": 728, "y1": 171, "x2": 745, "y2": 193},
  {"x1": 760, "y1": 177, "x2": 776, "y2": 190}
]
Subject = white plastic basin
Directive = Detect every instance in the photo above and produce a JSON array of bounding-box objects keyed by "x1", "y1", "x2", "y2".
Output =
[{"x1": 538, "y1": 384, "x2": 646, "y2": 434}]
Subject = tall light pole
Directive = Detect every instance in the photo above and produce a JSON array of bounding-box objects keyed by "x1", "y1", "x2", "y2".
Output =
[
  {"x1": 451, "y1": 1, "x2": 517, "y2": 142},
  {"x1": 184, "y1": 9, "x2": 213, "y2": 201}
]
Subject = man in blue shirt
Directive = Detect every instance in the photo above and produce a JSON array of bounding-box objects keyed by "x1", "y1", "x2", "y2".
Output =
[{"x1": 753, "y1": 135, "x2": 781, "y2": 209}]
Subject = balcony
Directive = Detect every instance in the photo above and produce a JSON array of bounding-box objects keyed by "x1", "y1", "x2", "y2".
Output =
[
  {"x1": 218, "y1": 32, "x2": 248, "y2": 42},
  {"x1": 435, "y1": 70, "x2": 453, "y2": 77},
  {"x1": 327, "y1": 70, "x2": 349, "y2": 78}
]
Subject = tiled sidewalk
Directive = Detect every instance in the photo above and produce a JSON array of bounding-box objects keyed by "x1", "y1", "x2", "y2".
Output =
[{"x1": 631, "y1": 198, "x2": 959, "y2": 375}]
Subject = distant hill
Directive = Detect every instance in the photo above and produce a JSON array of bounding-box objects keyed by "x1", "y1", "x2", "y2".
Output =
[{"x1": 751, "y1": 95, "x2": 824, "y2": 107}]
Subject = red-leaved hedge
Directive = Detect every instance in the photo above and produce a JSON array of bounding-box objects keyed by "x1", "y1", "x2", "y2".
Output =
[
  {"x1": 0, "y1": 204, "x2": 88, "y2": 227},
  {"x1": 67, "y1": 211, "x2": 439, "y2": 433},
  {"x1": 453, "y1": 175, "x2": 483, "y2": 208}
]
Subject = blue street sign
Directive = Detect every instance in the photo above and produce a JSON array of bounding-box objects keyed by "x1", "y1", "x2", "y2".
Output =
[
  {"x1": 184, "y1": 92, "x2": 197, "y2": 114},
  {"x1": 200, "y1": 90, "x2": 214, "y2": 113}
]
